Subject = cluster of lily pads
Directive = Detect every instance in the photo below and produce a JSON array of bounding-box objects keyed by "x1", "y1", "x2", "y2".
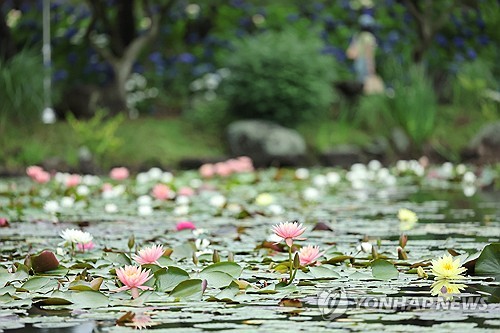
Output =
[{"x1": 0, "y1": 159, "x2": 499, "y2": 331}]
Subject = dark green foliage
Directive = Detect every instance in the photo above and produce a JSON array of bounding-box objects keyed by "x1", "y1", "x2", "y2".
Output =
[{"x1": 219, "y1": 30, "x2": 337, "y2": 126}]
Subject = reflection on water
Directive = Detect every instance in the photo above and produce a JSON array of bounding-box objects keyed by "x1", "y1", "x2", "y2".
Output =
[{"x1": 8, "y1": 322, "x2": 95, "y2": 333}]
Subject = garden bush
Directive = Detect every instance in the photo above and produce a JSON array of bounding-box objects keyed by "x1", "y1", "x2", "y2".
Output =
[
  {"x1": 0, "y1": 50, "x2": 44, "y2": 130},
  {"x1": 219, "y1": 29, "x2": 337, "y2": 127}
]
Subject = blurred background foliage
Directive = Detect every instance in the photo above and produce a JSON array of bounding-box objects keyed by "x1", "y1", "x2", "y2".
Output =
[{"x1": 0, "y1": 0, "x2": 499, "y2": 170}]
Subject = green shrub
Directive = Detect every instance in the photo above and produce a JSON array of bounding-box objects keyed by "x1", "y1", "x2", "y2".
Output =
[
  {"x1": 452, "y1": 60, "x2": 499, "y2": 120},
  {"x1": 66, "y1": 109, "x2": 124, "y2": 167},
  {"x1": 219, "y1": 29, "x2": 337, "y2": 126},
  {"x1": 0, "y1": 50, "x2": 44, "y2": 130},
  {"x1": 391, "y1": 65, "x2": 438, "y2": 150}
]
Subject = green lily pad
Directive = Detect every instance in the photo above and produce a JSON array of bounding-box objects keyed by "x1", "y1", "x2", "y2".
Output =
[{"x1": 372, "y1": 259, "x2": 399, "y2": 280}]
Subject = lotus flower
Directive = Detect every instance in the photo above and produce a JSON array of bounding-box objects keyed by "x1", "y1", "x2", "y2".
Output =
[
  {"x1": 115, "y1": 265, "x2": 153, "y2": 299},
  {"x1": 272, "y1": 221, "x2": 307, "y2": 247},
  {"x1": 152, "y1": 184, "x2": 171, "y2": 200},
  {"x1": 133, "y1": 244, "x2": 164, "y2": 265},
  {"x1": 298, "y1": 245, "x2": 324, "y2": 266}
]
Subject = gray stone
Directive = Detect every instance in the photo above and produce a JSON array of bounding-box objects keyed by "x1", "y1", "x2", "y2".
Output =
[
  {"x1": 226, "y1": 120, "x2": 307, "y2": 167},
  {"x1": 466, "y1": 121, "x2": 500, "y2": 163}
]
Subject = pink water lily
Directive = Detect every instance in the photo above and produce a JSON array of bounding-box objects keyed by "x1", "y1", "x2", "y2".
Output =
[
  {"x1": 152, "y1": 184, "x2": 171, "y2": 200},
  {"x1": 110, "y1": 167, "x2": 129, "y2": 180},
  {"x1": 176, "y1": 221, "x2": 196, "y2": 231},
  {"x1": 298, "y1": 245, "x2": 324, "y2": 266},
  {"x1": 115, "y1": 265, "x2": 153, "y2": 299},
  {"x1": 272, "y1": 221, "x2": 307, "y2": 247},
  {"x1": 132, "y1": 244, "x2": 164, "y2": 265}
]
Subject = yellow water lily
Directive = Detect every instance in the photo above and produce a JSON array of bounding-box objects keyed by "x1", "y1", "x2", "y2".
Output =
[
  {"x1": 430, "y1": 279, "x2": 466, "y2": 299},
  {"x1": 431, "y1": 254, "x2": 467, "y2": 280},
  {"x1": 397, "y1": 208, "x2": 418, "y2": 223}
]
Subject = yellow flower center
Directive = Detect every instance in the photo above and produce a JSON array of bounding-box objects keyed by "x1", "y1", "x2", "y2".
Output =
[{"x1": 443, "y1": 263, "x2": 453, "y2": 271}]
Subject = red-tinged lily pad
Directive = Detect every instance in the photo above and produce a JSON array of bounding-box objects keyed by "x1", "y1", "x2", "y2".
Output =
[{"x1": 30, "y1": 250, "x2": 59, "y2": 273}]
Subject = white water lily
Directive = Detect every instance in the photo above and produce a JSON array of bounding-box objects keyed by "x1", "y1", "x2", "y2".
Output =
[
  {"x1": 176, "y1": 195, "x2": 190, "y2": 205},
  {"x1": 59, "y1": 228, "x2": 93, "y2": 246},
  {"x1": 173, "y1": 205, "x2": 189, "y2": 216},
  {"x1": 303, "y1": 187, "x2": 320, "y2": 202},
  {"x1": 295, "y1": 168, "x2": 309, "y2": 180},
  {"x1": 105, "y1": 203, "x2": 118, "y2": 213},
  {"x1": 136, "y1": 172, "x2": 150, "y2": 184},
  {"x1": 189, "y1": 178, "x2": 203, "y2": 188},
  {"x1": 76, "y1": 185, "x2": 90, "y2": 196},
  {"x1": 268, "y1": 204, "x2": 284, "y2": 216},
  {"x1": 456, "y1": 164, "x2": 467, "y2": 175},
  {"x1": 358, "y1": 242, "x2": 373, "y2": 253},
  {"x1": 161, "y1": 172, "x2": 173, "y2": 183},
  {"x1": 44, "y1": 200, "x2": 60, "y2": 214},
  {"x1": 137, "y1": 195, "x2": 152, "y2": 206},
  {"x1": 209, "y1": 194, "x2": 226, "y2": 208},
  {"x1": 82, "y1": 175, "x2": 101, "y2": 186},
  {"x1": 255, "y1": 193, "x2": 274, "y2": 206},
  {"x1": 326, "y1": 171, "x2": 341, "y2": 186},
  {"x1": 147, "y1": 167, "x2": 163, "y2": 180},
  {"x1": 226, "y1": 203, "x2": 242, "y2": 214},
  {"x1": 60, "y1": 196, "x2": 75, "y2": 208},
  {"x1": 312, "y1": 174, "x2": 328, "y2": 188},
  {"x1": 138, "y1": 205, "x2": 153, "y2": 216},
  {"x1": 368, "y1": 160, "x2": 382, "y2": 171},
  {"x1": 463, "y1": 185, "x2": 476, "y2": 197},
  {"x1": 463, "y1": 171, "x2": 476, "y2": 184},
  {"x1": 195, "y1": 238, "x2": 211, "y2": 256}
]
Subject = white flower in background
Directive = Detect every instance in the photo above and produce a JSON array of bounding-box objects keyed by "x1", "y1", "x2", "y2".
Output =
[
  {"x1": 105, "y1": 203, "x2": 118, "y2": 213},
  {"x1": 54, "y1": 172, "x2": 68, "y2": 184},
  {"x1": 226, "y1": 203, "x2": 242, "y2": 214},
  {"x1": 82, "y1": 175, "x2": 101, "y2": 186},
  {"x1": 209, "y1": 194, "x2": 226, "y2": 208},
  {"x1": 255, "y1": 193, "x2": 274, "y2": 206},
  {"x1": 39, "y1": 188, "x2": 51, "y2": 198},
  {"x1": 456, "y1": 164, "x2": 467, "y2": 175},
  {"x1": 161, "y1": 172, "x2": 174, "y2": 183},
  {"x1": 174, "y1": 205, "x2": 189, "y2": 216},
  {"x1": 189, "y1": 178, "x2": 203, "y2": 188},
  {"x1": 408, "y1": 160, "x2": 424, "y2": 176},
  {"x1": 463, "y1": 185, "x2": 476, "y2": 197},
  {"x1": 358, "y1": 242, "x2": 373, "y2": 253},
  {"x1": 192, "y1": 228, "x2": 206, "y2": 237},
  {"x1": 295, "y1": 168, "x2": 310, "y2": 180},
  {"x1": 268, "y1": 233, "x2": 283, "y2": 243},
  {"x1": 147, "y1": 167, "x2": 163, "y2": 180},
  {"x1": 59, "y1": 228, "x2": 93, "y2": 246},
  {"x1": 268, "y1": 204, "x2": 284, "y2": 216},
  {"x1": 60, "y1": 196, "x2": 75, "y2": 208},
  {"x1": 44, "y1": 200, "x2": 60, "y2": 214},
  {"x1": 185, "y1": 3, "x2": 200, "y2": 18},
  {"x1": 396, "y1": 160, "x2": 408, "y2": 173},
  {"x1": 137, "y1": 195, "x2": 152, "y2": 206},
  {"x1": 138, "y1": 205, "x2": 153, "y2": 216},
  {"x1": 303, "y1": 187, "x2": 320, "y2": 202},
  {"x1": 312, "y1": 174, "x2": 328, "y2": 188},
  {"x1": 56, "y1": 247, "x2": 65, "y2": 256},
  {"x1": 176, "y1": 195, "x2": 190, "y2": 205},
  {"x1": 440, "y1": 162, "x2": 454, "y2": 179},
  {"x1": 326, "y1": 171, "x2": 341, "y2": 186},
  {"x1": 76, "y1": 185, "x2": 90, "y2": 196},
  {"x1": 136, "y1": 172, "x2": 150, "y2": 184},
  {"x1": 102, "y1": 184, "x2": 126, "y2": 199},
  {"x1": 195, "y1": 238, "x2": 211, "y2": 256},
  {"x1": 217, "y1": 68, "x2": 230, "y2": 79},
  {"x1": 368, "y1": 160, "x2": 382, "y2": 171},
  {"x1": 463, "y1": 171, "x2": 476, "y2": 184}
]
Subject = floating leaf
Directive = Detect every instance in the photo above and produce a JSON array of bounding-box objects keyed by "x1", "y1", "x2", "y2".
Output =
[
  {"x1": 475, "y1": 243, "x2": 500, "y2": 280},
  {"x1": 201, "y1": 262, "x2": 243, "y2": 278},
  {"x1": 200, "y1": 270, "x2": 234, "y2": 289},
  {"x1": 70, "y1": 291, "x2": 109, "y2": 309},
  {"x1": 155, "y1": 266, "x2": 190, "y2": 292},
  {"x1": 30, "y1": 250, "x2": 59, "y2": 273},
  {"x1": 372, "y1": 259, "x2": 399, "y2": 280},
  {"x1": 170, "y1": 279, "x2": 203, "y2": 300},
  {"x1": 309, "y1": 266, "x2": 341, "y2": 279}
]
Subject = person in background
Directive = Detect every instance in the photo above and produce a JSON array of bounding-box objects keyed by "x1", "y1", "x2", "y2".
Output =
[{"x1": 346, "y1": 14, "x2": 384, "y2": 94}]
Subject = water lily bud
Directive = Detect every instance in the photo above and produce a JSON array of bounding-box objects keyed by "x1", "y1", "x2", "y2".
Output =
[
  {"x1": 360, "y1": 242, "x2": 372, "y2": 253},
  {"x1": 192, "y1": 253, "x2": 198, "y2": 265},
  {"x1": 399, "y1": 234, "x2": 408, "y2": 248},
  {"x1": 371, "y1": 245, "x2": 378, "y2": 259},
  {"x1": 228, "y1": 251, "x2": 234, "y2": 262},
  {"x1": 417, "y1": 266, "x2": 428, "y2": 279},
  {"x1": 293, "y1": 252, "x2": 300, "y2": 269},
  {"x1": 212, "y1": 250, "x2": 220, "y2": 263},
  {"x1": 398, "y1": 247, "x2": 408, "y2": 260},
  {"x1": 201, "y1": 279, "x2": 208, "y2": 293},
  {"x1": 128, "y1": 235, "x2": 135, "y2": 250}
]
